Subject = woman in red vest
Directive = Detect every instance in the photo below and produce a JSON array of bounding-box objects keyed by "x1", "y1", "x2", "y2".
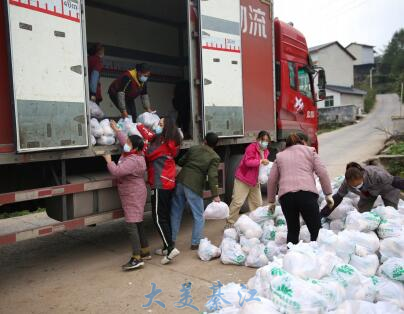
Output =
[{"x1": 146, "y1": 117, "x2": 182, "y2": 265}]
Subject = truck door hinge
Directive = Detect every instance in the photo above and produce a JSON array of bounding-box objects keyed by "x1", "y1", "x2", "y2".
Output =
[{"x1": 194, "y1": 79, "x2": 201, "y2": 86}]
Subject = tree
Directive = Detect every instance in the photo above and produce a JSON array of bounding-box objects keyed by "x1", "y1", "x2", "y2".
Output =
[{"x1": 379, "y1": 29, "x2": 404, "y2": 94}]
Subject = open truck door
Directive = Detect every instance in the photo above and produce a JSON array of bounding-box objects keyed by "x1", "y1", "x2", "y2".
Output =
[
  {"x1": 198, "y1": 0, "x2": 244, "y2": 138},
  {"x1": 5, "y1": 0, "x2": 88, "y2": 152}
]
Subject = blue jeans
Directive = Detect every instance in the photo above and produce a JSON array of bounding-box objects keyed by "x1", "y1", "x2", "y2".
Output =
[{"x1": 171, "y1": 183, "x2": 205, "y2": 245}]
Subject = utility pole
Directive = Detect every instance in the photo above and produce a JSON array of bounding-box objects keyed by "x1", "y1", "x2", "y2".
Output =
[{"x1": 369, "y1": 67, "x2": 375, "y2": 89}]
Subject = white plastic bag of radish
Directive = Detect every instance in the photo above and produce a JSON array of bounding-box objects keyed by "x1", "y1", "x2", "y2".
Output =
[{"x1": 204, "y1": 201, "x2": 229, "y2": 220}]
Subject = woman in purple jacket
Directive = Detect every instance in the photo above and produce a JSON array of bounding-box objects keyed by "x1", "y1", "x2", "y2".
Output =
[
  {"x1": 267, "y1": 134, "x2": 334, "y2": 244},
  {"x1": 225, "y1": 131, "x2": 271, "y2": 228},
  {"x1": 104, "y1": 121, "x2": 149, "y2": 271}
]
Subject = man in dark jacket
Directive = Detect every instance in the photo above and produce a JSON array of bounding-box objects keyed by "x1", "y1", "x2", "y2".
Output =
[
  {"x1": 321, "y1": 162, "x2": 403, "y2": 217},
  {"x1": 170, "y1": 132, "x2": 221, "y2": 250},
  {"x1": 108, "y1": 63, "x2": 152, "y2": 119}
]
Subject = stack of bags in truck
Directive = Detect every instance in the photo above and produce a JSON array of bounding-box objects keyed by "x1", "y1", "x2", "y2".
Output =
[
  {"x1": 198, "y1": 176, "x2": 404, "y2": 314},
  {"x1": 89, "y1": 102, "x2": 160, "y2": 147},
  {"x1": 90, "y1": 118, "x2": 115, "y2": 146},
  {"x1": 89, "y1": 100, "x2": 116, "y2": 146}
]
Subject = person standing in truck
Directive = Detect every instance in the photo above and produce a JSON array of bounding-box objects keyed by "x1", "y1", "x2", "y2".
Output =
[
  {"x1": 267, "y1": 134, "x2": 333, "y2": 244},
  {"x1": 170, "y1": 132, "x2": 221, "y2": 250},
  {"x1": 103, "y1": 123, "x2": 150, "y2": 271},
  {"x1": 321, "y1": 162, "x2": 404, "y2": 217},
  {"x1": 108, "y1": 63, "x2": 153, "y2": 119},
  {"x1": 225, "y1": 131, "x2": 271, "y2": 229},
  {"x1": 145, "y1": 117, "x2": 182, "y2": 265},
  {"x1": 87, "y1": 43, "x2": 104, "y2": 105}
]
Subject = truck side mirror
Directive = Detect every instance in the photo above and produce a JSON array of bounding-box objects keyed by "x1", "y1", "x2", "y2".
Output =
[{"x1": 317, "y1": 69, "x2": 326, "y2": 100}]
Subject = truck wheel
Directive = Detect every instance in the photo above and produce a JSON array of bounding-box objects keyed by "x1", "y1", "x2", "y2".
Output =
[{"x1": 225, "y1": 154, "x2": 243, "y2": 204}]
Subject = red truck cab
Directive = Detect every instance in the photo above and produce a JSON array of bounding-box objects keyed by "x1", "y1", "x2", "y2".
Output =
[{"x1": 275, "y1": 19, "x2": 322, "y2": 151}]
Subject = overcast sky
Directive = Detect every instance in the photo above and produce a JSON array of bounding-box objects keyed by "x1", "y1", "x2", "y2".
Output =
[{"x1": 274, "y1": 0, "x2": 404, "y2": 54}]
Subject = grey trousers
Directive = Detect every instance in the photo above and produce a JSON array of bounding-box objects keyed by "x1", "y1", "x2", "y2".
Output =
[
  {"x1": 126, "y1": 222, "x2": 148, "y2": 256},
  {"x1": 358, "y1": 196, "x2": 397, "y2": 212}
]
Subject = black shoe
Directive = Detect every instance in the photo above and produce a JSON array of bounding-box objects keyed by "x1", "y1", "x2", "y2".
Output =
[
  {"x1": 190, "y1": 244, "x2": 199, "y2": 250},
  {"x1": 122, "y1": 258, "x2": 144, "y2": 271}
]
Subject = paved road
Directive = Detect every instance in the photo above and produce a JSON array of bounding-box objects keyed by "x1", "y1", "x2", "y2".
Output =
[
  {"x1": 0, "y1": 94, "x2": 402, "y2": 314},
  {"x1": 319, "y1": 93, "x2": 402, "y2": 178}
]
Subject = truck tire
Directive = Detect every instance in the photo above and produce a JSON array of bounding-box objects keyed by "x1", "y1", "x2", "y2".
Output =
[{"x1": 225, "y1": 154, "x2": 243, "y2": 204}]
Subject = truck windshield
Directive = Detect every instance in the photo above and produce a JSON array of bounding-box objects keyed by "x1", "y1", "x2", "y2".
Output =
[{"x1": 298, "y1": 68, "x2": 312, "y2": 99}]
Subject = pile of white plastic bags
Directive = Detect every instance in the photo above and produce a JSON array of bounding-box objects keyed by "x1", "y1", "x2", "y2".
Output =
[{"x1": 199, "y1": 176, "x2": 404, "y2": 314}]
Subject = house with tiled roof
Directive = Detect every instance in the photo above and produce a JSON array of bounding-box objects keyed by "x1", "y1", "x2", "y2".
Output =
[{"x1": 310, "y1": 41, "x2": 366, "y2": 113}]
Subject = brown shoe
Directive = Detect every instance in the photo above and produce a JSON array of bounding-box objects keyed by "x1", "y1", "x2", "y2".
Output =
[{"x1": 190, "y1": 244, "x2": 199, "y2": 250}]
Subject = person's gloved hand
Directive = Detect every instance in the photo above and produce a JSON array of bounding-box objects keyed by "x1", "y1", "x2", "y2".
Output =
[
  {"x1": 325, "y1": 194, "x2": 334, "y2": 209},
  {"x1": 268, "y1": 203, "x2": 276, "y2": 213}
]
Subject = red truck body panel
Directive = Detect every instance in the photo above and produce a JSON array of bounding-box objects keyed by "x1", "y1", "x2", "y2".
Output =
[{"x1": 240, "y1": 0, "x2": 275, "y2": 139}]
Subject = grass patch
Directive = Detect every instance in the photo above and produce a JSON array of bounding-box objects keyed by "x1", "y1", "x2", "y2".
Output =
[
  {"x1": 386, "y1": 159, "x2": 404, "y2": 177},
  {"x1": 364, "y1": 89, "x2": 376, "y2": 113},
  {"x1": 0, "y1": 207, "x2": 46, "y2": 219},
  {"x1": 386, "y1": 141, "x2": 404, "y2": 155},
  {"x1": 318, "y1": 122, "x2": 353, "y2": 135}
]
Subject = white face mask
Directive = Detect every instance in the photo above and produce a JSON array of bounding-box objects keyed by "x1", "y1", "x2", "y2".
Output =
[
  {"x1": 123, "y1": 143, "x2": 131, "y2": 153},
  {"x1": 139, "y1": 75, "x2": 148, "y2": 83},
  {"x1": 352, "y1": 182, "x2": 363, "y2": 190}
]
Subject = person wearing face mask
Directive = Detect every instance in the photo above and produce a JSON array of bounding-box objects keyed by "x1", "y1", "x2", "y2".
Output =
[
  {"x1": 104, "y1": 121, "x2": 150, "y2": 271},
  {"x1": 321, "y1": 162, "x2": 403, "y2": 217},
  {"x1": 267, "y1": 134, "x2": 333, "y2": 244},
  {"x1": 108, "y1": 63, "x2": 153, "y2": 119},
  {"x1": 88, "y1": 43, "x2": 104, "y2": 105},
  {"x1": 145, "y1": 117, "x2": 183, "y2": 265},
  {"x1": 225, "y1": 131, "x2": 271, "y2": 228}
]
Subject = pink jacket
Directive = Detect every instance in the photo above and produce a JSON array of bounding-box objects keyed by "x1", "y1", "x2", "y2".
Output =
[
  {"x1": 267, "y1": 144, "x2": 332, "y2": 202},
  {"x1": 107, "y1": 131, "x2": 147, "y2": 223},
  {"x1": 235, "y1": 142, "x2": 269, "y2": 187}
]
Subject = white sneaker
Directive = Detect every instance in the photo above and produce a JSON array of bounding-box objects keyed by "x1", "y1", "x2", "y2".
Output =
[
  {"x1": 154, "y1": 248, "x2": 168, "y2": 256},
  {"x1": 161, "y1": 248, "x2": 180, "y2": 265}
]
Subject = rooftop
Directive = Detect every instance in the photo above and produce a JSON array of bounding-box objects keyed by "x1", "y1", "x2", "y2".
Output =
[
  {"x1": 309, "y1": 41, "x2": 356, "y2": 60},
  {"x1": 326, "y1": 84, "x2": 367, "y2": 96},
  {"x1": 346, "y1": 42, "x2": 375, "y2": 49}
]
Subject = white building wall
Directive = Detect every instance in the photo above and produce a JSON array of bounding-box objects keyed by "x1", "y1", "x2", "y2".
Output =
[
  {"x1": 311, "y1": 44, "x2": 354, "y2": 87},
  {"x1": 361, "y1": 47, "x2": 375, "y2": 65},
  {"x1": 347, "y1": 44, "x2": 374, "y2": 65},
  {"x1": 340, "y1": 93, "x2": 364, "y2": 112},
  {"x1": 317, "y1": 89, "x2": 341, "y2": 108}
]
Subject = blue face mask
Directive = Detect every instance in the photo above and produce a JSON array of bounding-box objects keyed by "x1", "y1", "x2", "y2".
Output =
[
  {"x1": 154, "y1": 125, "x2": 163, "y2": 135},
  {"x1": 260, "y1": 141, "x2": 269, "y2": 149},
  {"x1": 139, "y1": 75, "x2": 148, "y2": 83},
  {"x1": 123, "y1": 143, "x2": 132, "y2": 153}
]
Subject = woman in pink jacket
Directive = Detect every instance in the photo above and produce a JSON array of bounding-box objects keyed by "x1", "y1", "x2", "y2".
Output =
[
  {"x1": 103, "y1": 121, "x2": 149, "y2": 271},
  {"x1": 267, "y1": 134, "x2": 334, "y2": 244},
  {"x1": 225, "y1": 131, "x2": 270, "y2": 228}
]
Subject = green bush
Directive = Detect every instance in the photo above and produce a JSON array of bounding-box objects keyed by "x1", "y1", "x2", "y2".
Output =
[
  {"x1": 387, "y1": 142, "x2": 404, "y2": 155},
  {"x1": 364, "y1": 89, "x2": 376, "y2": 113}
]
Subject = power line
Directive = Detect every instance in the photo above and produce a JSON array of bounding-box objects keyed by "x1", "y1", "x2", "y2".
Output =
[{"x1": 328, "y1": 0, "x2": 369, "y2": 20}]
